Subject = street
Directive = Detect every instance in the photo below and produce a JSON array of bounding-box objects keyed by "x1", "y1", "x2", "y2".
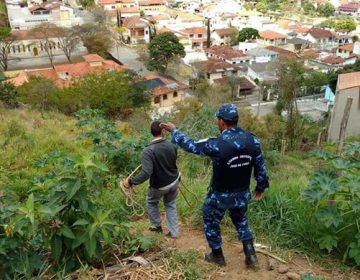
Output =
[
  {"x1": 109, "y1": 44, "x2": 152, "y2": 75},
  {"x1": 7, "y1": 48, "x2": 88, "y2": 70}
]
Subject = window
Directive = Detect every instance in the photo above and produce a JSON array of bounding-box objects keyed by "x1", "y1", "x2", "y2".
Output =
[
  {"x1": 28, "y1": 45, "x2": 31, "y2": 52},
  {"x1": 23, "y1": 45, "x2": 26, "y2": 52},
  {"x1": 220, "y1": 35, "x2": 224, "y2": 39},
  {"x1": 198, "y1": 34, "x2": 202, "y2": 38},
  {"x1": 145, "y1": 30, "x2": 148, "y2": 34},
  {"x1": 173, "y1": 91, "x2": 178, "y2": 98},
  {"x1": 111, "y1": 5, "x2": 116, "y2": 8},
  {"x1": 163, "y1": 94, "x2": 168, "y2": 100},
  {"x1": 17, "y1": 45, "x2": 21, "y2": 53},
  {"x1": 12, "y1": 45, "x2": 16, "y2": 53},
  {"x1": 190, "y1": 34, "x2": 194, "y2": 38},
  {"x1": 154, "y1": 96, "x2": 160, "y2": 104}
]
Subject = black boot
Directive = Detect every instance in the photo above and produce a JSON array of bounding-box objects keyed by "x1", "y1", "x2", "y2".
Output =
[
  {"x1": 149, "y1": 226, "x2": 162, "y2": 233},
  {"x1": 205, "y1": 248, "x2": 226, "y2": 266},
  {"x1": 242, "y1": 239, "x2": 258, "y2": 267}
]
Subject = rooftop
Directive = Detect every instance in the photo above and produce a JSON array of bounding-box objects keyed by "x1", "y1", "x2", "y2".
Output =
[
  {"x1": 259, "y1": 30, "x2": 287, "y2": 40},
  {"x1": 206, "y1": 45, "x2": 247, "y2": 60},
  {"x1": 337, "y1": 71, "x2": 360, "y2": 91},
  {"x1": 307, "y1": 28, "x2": 333, "y2": 39}
]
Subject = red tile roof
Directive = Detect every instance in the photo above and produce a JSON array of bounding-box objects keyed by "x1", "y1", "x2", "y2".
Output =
[
  {"x1": 338, "y1": 44, "x2": 354, "y2": 52},
  {"x1": 206, "y1": 45, "x2": 247, "y2": 60},
  {"x1": 337, "y1": 71, "x2": 360, "y2": 91},
  {"x1": 214, "y1": 76, "x2": 256, "y2": 90},
  {"x1": 106, "y1": 7, "x2": 140, "y2": 15},
  {"x1": 307, "y1": 28, "x2": 333, "y2": 39},
  {"x1": 7, "y1": 55, "x2": 126, "y2": 87},
  {"x1": 143, "y1": 74, "x2": 188, "y2": 96},
  {"x1": 122, "y1": 16, "x2": 149, "y2": 28},
  {"x1": 264, "y1": 46, "x2": 299, "y2": 59},
  {"x1": 98, "y1": 0, "x2": 135, "y2": 4},
  {"x1": 192, "y1": 58, "x2": 240, "y2": 74},
  {"x1": 259, "y1": 30, "x2": 287, "y2": 40},
  {"x1": 181, "y1": 27, "x2": 207, "y2": 35},
  {"x1": 321, "y1": 56, "x2": 344, "y2": 65}
]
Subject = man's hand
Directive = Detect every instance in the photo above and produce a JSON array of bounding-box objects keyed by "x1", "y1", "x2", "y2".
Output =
[
  {"x1": 160, "y1": 122, "x2": 176, "y2": 132},
  {"x1": 120, "y1": 179, "x2": 131, "y2": 189},
  {"x1": 253, "y1": 191, "x2": 263, "y2": 201}
]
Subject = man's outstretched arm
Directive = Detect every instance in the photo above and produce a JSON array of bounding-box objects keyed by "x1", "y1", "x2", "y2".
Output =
[{"x1": 160, "y1": 123, "x2": 218, "y2": 156}]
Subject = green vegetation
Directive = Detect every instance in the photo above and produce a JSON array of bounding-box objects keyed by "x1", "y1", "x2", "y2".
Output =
[
  {"x1": 15, "y1": 70, "x2": 148, "y2": 118},
  {"x1": 303, "y1": 144, "x2": 360, "y2": 265},
  {"x1": 237, "y1": 27, "x2": 259, "y2": 43},
  {"x1": 316, "y1": 3, "x2": 335, "y2": 17},
  {"x1": 320, "y1": 18, "x2": 357, "y2": 32},
  {"x1": 147, "y1": 32, "x2": 185, "y2": 74},
  {"x1": 1, "y1": 69, "x2": 359, "y2": 278}
]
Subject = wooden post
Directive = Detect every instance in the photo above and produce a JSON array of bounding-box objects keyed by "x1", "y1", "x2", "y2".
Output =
[
  {"x1": 280, "y1": 139, "x2": 286, "y2": 165},
  {"x1": 316, "y1": 131, "x2": 322, "y2": 147},
  {"x1": 338, "y1": 97, "x2": 353, "y2": 155}
]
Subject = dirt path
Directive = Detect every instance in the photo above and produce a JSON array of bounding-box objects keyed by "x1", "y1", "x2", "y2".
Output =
[{"x1": 161, "y1": 225, "x2": 359, "y2": 280}]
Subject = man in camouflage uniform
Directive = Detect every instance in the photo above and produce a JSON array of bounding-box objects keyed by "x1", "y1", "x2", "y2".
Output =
[{"x1": 160, "y1": 103, "x2": 269, "y2": 267}]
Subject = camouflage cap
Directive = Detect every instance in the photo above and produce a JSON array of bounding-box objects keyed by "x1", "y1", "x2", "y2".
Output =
[{"x1": 215, "y1": 103, "x2": 239, "y2": 121}]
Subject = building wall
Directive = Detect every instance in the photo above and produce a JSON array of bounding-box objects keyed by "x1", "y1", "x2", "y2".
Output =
[
  {"x1": 328, "y1": 87, "x2": 360, "y2": 141},
  {"x1": 336, "y1": 49, "x2": 351, "y2": 58},
  {"x1": 152, "y1": 90, "x2": 185, "y2": 107}
]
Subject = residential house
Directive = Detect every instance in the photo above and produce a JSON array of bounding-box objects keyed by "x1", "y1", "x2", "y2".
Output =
[
  {"x1": 338, "y1": 2, "x2": 360, "y2": 16},
  {"x1": 142, "y1": 74, "x2": 188, "y2": 108},
  {"x1": 258, "y1": 30, "x2": 287, "y2": 46},
  {"x1": 139, "y1": 0, "x2": 167, "y2": 13},
  {"x1": 191, "y1": 58, "x2": 243, "y2": 84},
  {"x1": 211, "y1": 28, "x2": 238, "y2": 46},
  {"x1": 238, "y1": 42, "x2": 258, "y2": 52},
  {"x1": 6, "y1": 0, "x2": 83, "y2": 30},
  {"x1": 6, "y1": 54, "x2": 126, "y2": 87},
  {"x1": 246, "y1": 47, "x2": 278, "y2": 63},
  {"x1": 247, "y1": 62, "x2": 278, "y2": 82},
  {"x1": 122, "y1": 16, "x2": 151, "y2": 44},
  {"x1": 307, "y1": 55, "x2": 345, "y2": 72},
  {"x1": 336, "y1": 42, "x2": 360, "y2": 58},
  {"x1": 213, "y1": 76, "x2": 257, "y2": 96},
  {"x1": 302, "y1": 28, "x2": 334, "y2": 50},
  {"x1": 97, "y1": 0, "x2": 140, "y2": 20},
  {"x1": 205, "y1": 45, "x2": 251, "y2": 64},
  {"x1": 9, "y1": 29, "x2": 86, "y2": 57},
  {"x1": 181, "y1": 27, "x2": 207, "y2": 49},
  {"x1": 328, "y1": 71, "x2": 360, "y2": 141},
  {"x1": 96, "y1": 0, "x2": 139, "y2": 12},
  {"x1": 334, "y1": 33, "x2": 353, "y2": 45},
  {"x1": 264, "y1": 46, "x2": 299, "y2": 60},
  {"x1": 286, "y1": 37, "x2": 312, "y2": 53}
]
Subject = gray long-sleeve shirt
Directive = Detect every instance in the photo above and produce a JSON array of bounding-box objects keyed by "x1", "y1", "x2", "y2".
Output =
[{"x1": 129, "y1": 138, "x2": 179, "y2": 189}]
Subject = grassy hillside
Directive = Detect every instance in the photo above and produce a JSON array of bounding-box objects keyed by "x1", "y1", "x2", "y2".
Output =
[{"x1": 0, "y1": 107, "x2": 358, "y2": 278}]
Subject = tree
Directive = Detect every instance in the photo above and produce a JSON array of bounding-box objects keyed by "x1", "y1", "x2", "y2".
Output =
[
  {"x1": 316, "y1": 3, "x2": 335, "y2": 17},
  {"x1": 75, "y1": 24, "x2": 113, "y2": 57},
  {"x1": 63, "y1": 70, "x2": 148, "y2": 118},
  {"x1": 277, "y1": 57, "x2": 304, "y2": 149},
  {"x1": 18, "y1": 76, "x2": 59, "y2": 113},
  {"x1": 227, "y1": 75, "x2": 241, "y2": 98},
  {"x1": 54, "y1": 27, "x2": 80, "y2": 62},
  {"x1": 320, "y1": 18, "x2": 356, "y2": 32},
  {"x1": 0, "y1": 82, "x2": 19, "y2": 108},
  {"x1": 31, "y1": 23, "x2": 59, "y2": 68},
  {"x1": 303, "y1": 71, "x2": 329, "y2": 95},
  {"x1": 147, "y1": 32, "x2": 185, "y2": 74},
  {"x1": 91, "y1": 6, "x2": 107, "y2": 25},
  {"x1": 255, "y1": 1, "x2": 267, "y2": 13},
  {"x1": 237, "y1": 27, "x2": 259, "y2": 42},
  {"x1": 303, "y1": 1, "x2": 315, "y2": 15},
  {"x1": 206, "y1": 18, "x2": 211, "y2": 48},
  {"x1": 0, "y1": 27, "x2": 15, "y2": 71}
]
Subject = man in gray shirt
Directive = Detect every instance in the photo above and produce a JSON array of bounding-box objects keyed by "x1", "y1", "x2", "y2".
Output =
[{"x1": 122, "y1": 121, "x2": 180, "y2": 238}]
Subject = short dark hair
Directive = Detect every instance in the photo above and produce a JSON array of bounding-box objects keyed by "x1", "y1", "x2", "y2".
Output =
[
  {"x1": 219, "y1": 117, "x2": 238, "y2": 127},
  {"x1": 151, "y1": 120, "x2": 162, "y2": 136}
]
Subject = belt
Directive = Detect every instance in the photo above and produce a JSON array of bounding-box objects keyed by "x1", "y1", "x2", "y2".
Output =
[{"x1": 157, "y1": 173, "x2": 181, "y2": 191}]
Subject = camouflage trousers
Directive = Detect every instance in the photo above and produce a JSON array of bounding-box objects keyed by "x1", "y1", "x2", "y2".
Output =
[{"x1": 202, "y1": 190, "x2": 253, "y2": 250}]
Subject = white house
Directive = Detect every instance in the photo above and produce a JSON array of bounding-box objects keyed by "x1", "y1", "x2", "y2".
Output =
[
  {"x1": 7, "y1": 0, "x2": 83, "y2": 30},
  {"x1": 211, "y1": 28, "x2": 237, "y2": 46},
  {"x1": 205, "y1": 45, "x2": 251, "y2": 64},
  {"x1": 246, "y1": 47, "x2": 278, "y2": 63}
]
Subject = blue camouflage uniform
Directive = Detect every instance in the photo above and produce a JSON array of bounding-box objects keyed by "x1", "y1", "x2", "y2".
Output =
[{"x1": 170, "y1": 104, "x2": 269, "y2": 250}]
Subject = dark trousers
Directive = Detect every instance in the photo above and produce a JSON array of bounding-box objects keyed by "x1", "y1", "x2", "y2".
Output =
[{"x1": 202, "y1": 191, "x2": 253, "y2": 249}]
